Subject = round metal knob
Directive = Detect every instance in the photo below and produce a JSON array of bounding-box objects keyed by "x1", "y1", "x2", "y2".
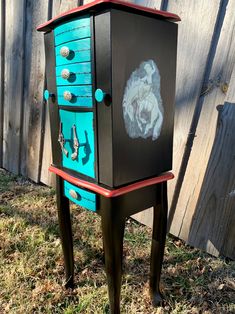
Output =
[
  {"x1": 60, "y1": 46, "x2": 70, "y2": 58},
  {"x1": 63, "y1": 91, "x2": 73, "y2": 101},
  {"x1": 61, "y1": 69, "x2": 70, "y2": 80},
  {"x1": 69, "y1": 189, "x2": 79, "y2": 200}
]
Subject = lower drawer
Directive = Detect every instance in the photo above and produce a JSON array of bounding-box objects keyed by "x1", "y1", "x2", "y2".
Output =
[{"x1": 64, "y1": 180, "x2": 96, "y2": 212}]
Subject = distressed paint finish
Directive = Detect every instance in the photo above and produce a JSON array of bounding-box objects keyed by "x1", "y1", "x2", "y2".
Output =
[
  {"x1": 54, "y1": 15, "x2": 90, "y2": 46},
  {"x1": 55, "y1": 38, "x2": 91, "y2": 66},
  {"x1": 64, "y1": 180, "x2": 96, "y2": 211},
  {"x1": 56, "y1": 62, "x2": 92, "y2": 86},
  {"x1": 59, "y1": 109, "x2": 95, "y2": 178},
  {"x1": 57, "y1": 85, "x2": 93, "y2": 107}
]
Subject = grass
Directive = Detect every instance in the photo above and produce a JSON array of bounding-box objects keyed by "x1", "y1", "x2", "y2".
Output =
[{"x1": 0, "y1": 168, "x2": 234, "y2": 313}]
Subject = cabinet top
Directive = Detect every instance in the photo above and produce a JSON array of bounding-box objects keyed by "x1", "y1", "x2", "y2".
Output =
[{"x1": 37, "y1": 0, "x2": 180, "y2": 32}]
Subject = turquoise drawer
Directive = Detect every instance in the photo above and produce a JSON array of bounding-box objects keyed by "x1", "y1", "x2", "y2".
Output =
[
  {"x1": 57, "y1": 85, "x2": 92, "y2": 107},
  {"x1": 54, "y1": 15, "x2": 90, "y2": 46},
  {"x1": 56, "y1": 62, "x2": 92, "y2": 86},
  {"x1": 59, "y1": 110, "x2": 95, "y2": 178},
  {"x1": 55, "y1": 38, "x2": 91, "y2": 66},
  {"x1": 64, "y1": 180, "x2": 96, "y2": 212}
]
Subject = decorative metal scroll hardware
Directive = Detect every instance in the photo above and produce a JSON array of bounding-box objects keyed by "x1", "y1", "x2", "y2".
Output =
[
  {"x1": 71, "y1": 124, "x2": 80, "y2": 161},
  {"x1": 58, "y1": 122, "x2": 68, "y2": 157}
]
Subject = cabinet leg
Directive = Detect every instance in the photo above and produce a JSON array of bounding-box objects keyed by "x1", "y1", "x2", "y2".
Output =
[
  {"x1": 150, "y1": 182, "x2": 168, "y2": 306},
  {"x1": 56, "y1": 176, "x2": 74, "y2": 288},
  {"x1": 101, "y1": 212, "x2": 126, "y2": 314}
]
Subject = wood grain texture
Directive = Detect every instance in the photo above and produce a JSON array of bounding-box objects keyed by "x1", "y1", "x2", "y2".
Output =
[
  {"x1": 0, "y1": 0, "x2": 5, "y2": 167},
  {"x1": 21, "y1": 1, "x2": 49, "y2": 181},
  {"x1": 171, "y1": 0, "x2": 235, "y2": 242},
  {"x1": 188, "y1": 102, "x2": 235, "y2": 260},
  {"x1": 188, "y1": 62, "x2": 235, "y2": 259},
  {"x1": 165, "y1": 0, "x2": 221, "y2": 235},
  {"x1": 3, "y1": 0, "x2": 26, "y2": 174},
  {"x1": 52, "y1": 0, "x2": 80, "y2": 15}
]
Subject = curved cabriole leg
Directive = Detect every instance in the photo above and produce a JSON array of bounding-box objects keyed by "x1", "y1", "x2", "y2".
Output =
[
  {"x1": 150, "y1": 182, "x2": 168, "y2": 306},
  {"x1": 56, "y1": 176, "x2": 74, "y2": 288},
  {"x1": 101, "y1": 211, "x2": 126, "y2": 314}
]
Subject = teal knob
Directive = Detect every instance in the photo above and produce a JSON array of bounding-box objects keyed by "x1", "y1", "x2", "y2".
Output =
[
  {"x1": 44, "y1": 90, "x2": 54, "y2": 101},
  {"x1": 95, "y1": 88, "x2": 106, "y2": 102}
]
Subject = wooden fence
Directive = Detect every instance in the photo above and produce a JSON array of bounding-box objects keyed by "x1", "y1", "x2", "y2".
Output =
[{"x1": 0, "y1": 0, "x2": 234, "y2": 260}]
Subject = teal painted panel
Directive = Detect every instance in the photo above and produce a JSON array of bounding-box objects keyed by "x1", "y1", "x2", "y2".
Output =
[
  {"x1": 64, "y1": 180, "x2": 96, "y2": 212},
  {"x1": 54, "y1": 15, "x2": 90, "y2": 46},
  {"x1": 59, "y1": 110, "x2": 95, "y2": 178},
  {"x1": 55, "y1": 38, "x2": 91, "y2": 66},
  {"x1": 57, "y1": 85, "x2": 92, "y2": 107},
  {"x1": 56, "y1": 62, "x2": 92, "y2": 86}
]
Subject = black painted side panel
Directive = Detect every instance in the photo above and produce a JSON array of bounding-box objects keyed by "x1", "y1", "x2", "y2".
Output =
[
  {"x1": 44, "y1": 31, "x2": 61, "y2": 167},
  {"x1": 111, "y1": 9, "x2": 177, "y2": 187},
  {"x1": 94, "y1": 11, "x2": 113, "y2": 186}
]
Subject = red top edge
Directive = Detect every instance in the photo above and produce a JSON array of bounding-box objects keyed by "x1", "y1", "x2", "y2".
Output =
[
  {"x1": 37, "y1": 0, "x2": 180, "y2": 32},
  {"x1": 49, "y1": 165, "x2": 174, "y2": 197}
]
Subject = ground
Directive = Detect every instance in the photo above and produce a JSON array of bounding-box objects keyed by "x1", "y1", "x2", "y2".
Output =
[{"x1": 0, "y1": 169, "x2": 234, "y2": 314}]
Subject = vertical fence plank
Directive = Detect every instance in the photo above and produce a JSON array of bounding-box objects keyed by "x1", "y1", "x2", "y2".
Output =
[
  {"x1": 3, "y1": 0, "x2": 26, "y2": 174},
  {"x1": 21, "y1": 0, "x2": 50, "y2": 181},
  {"x1": 40, "y1": 0, "x2": 80, "y2": 186},
  {"x1": 171, "y1": 0, "x2": 235, "y2": 243},
  {"x1": 187, "y1": 59, "x2": 235, "y2": 260},
  {"x1": 163, "y1": 0, "x2": 221, "y2": 234},
  {"x1": 0, "y1": 0, "x2": 5, "y2": 167}
]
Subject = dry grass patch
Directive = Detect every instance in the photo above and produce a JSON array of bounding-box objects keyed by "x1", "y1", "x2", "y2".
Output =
[{"x1": 0, "y1": 169, "x2": 234, "y2": 313}]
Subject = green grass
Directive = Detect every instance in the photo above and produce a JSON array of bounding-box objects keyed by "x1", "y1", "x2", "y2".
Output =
[{"x1": 0, "y1": 168, "x2": 234, "y2": 313}]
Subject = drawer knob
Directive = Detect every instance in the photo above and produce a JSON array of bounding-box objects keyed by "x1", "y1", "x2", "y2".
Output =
[
  {"x1": 95, "y1": 88, "x2": 106, "y2": 102},
  {"x1": 60, "y1": 46, "x2": 70, "y2": 58},
  {"x1": 61, "y1": 69, "x2": 71, "y2": 80},
  {"x1": 63, "y1": 90, "x2": 73, "y2": 101},
  {"x1": 44, "y1": 89, "x2": 54, "y2": 101},
  {"x1": 69, "y1": 189, "x2": 79, "y2": 200}
]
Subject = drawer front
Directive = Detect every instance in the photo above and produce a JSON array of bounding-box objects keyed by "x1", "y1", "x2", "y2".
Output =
[
  {"x1": 56, "y1": 62, "x2": 92, "y2": 86},
  {"x1": 54, "y1": 15, "x2": 91, "y2": 46},
  {"x1": 57, "y1": 85, "x2": 92, "y2": 107},
  {"x1": 59, "y1": 110, "x2": 95, "y2": 178},
  {"x1": 64, "y1": 180, "x2": 96, "y2": 211},
  {"x1": 55, "y1": 38, "x2": 91, "y2": 66}
]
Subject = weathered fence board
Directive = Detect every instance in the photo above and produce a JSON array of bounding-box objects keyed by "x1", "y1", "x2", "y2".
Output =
[
  {"x1": 172, "y1": 0, "x2": 235, "y2": 243},
  {"x1": 165, "y1": 0, "x2": 221, "y2": 234},
  {"x1": 0, "y1": 0, "x2": 5, "y2": 167},
  {"x1": 3, "y1": 0, "x2": 26, "y2": 174},
  {"x1": 21, "y1": 1, "x2": 50, "y2": 182},
  {"x1": 188, "y1": 62, "x2": 235, "y2": 259}
]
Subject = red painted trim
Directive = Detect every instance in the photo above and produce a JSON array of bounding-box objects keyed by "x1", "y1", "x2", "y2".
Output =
[
  {"x1": 49, "y1": 165, "x2": 174, "y2": 197},
  {"x1": 37, "y1": 0, "x2": 180, "y2": 31}
]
